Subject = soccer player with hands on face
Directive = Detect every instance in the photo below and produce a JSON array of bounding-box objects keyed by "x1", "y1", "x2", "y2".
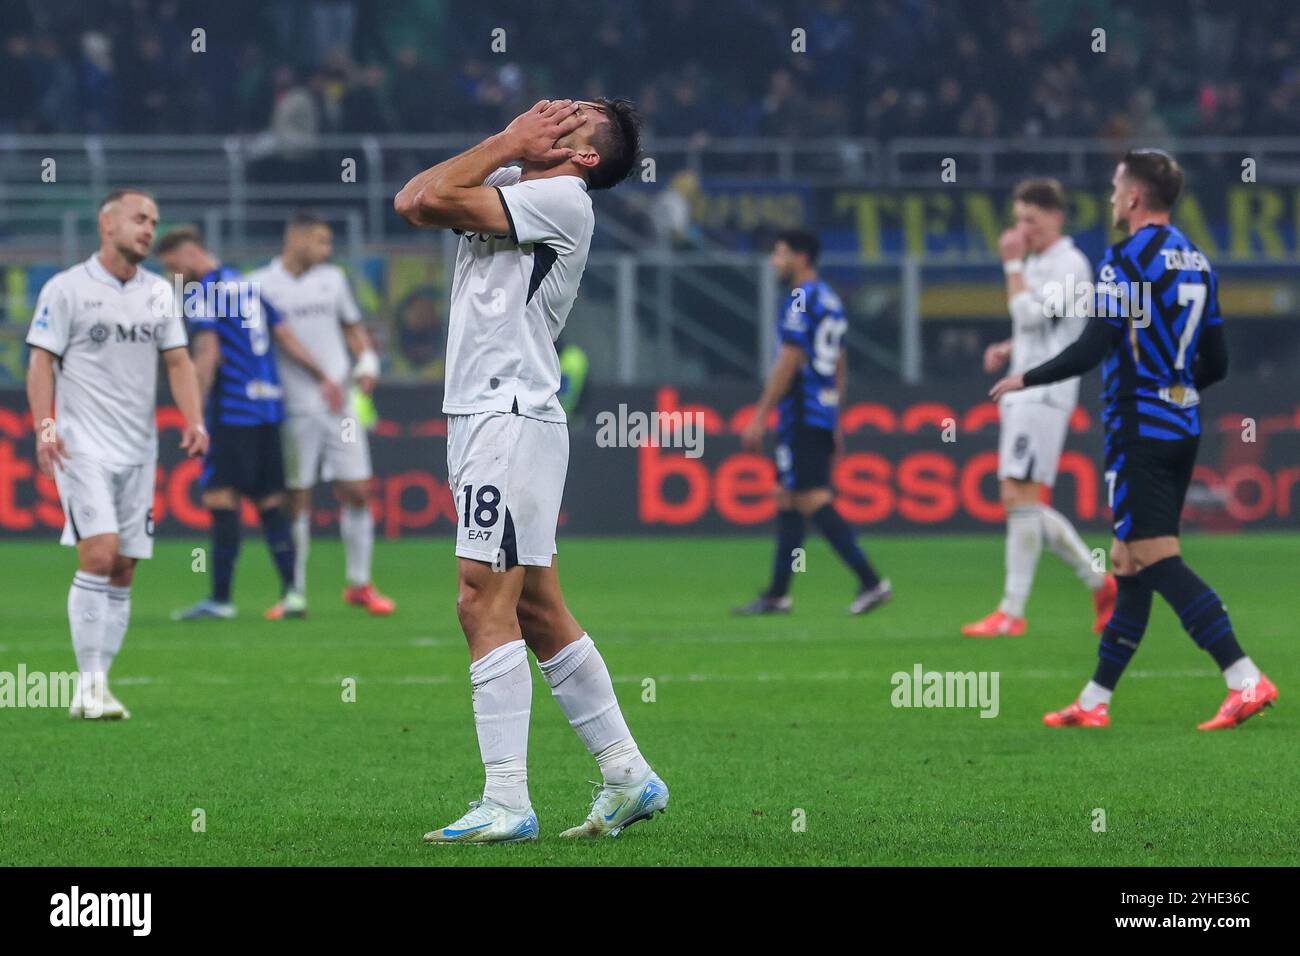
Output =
[{"x1": 395, "y1": 98, "x2": 669, "y2": 843}]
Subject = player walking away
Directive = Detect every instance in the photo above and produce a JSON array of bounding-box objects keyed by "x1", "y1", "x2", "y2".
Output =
[
  {"x1": 963, "y1": 179, "x2": 1118, "y2": 638},
  {"x1": 157, "y1": 228, "x2": 344, "y2": 621},
  {"x1": 395, "y1": 98, "x2": 668, "y2": 843},
  {"x1": 25, "y1": 189, "x2": 209, "y2": 719},
  {"x1": 991, "y1": 150, "x2": 1277, "y2": 730},
  {"x1": 248, "y1": 214, "x2": 394, "y2": 617},
  {"x1": 733, "y1": 230, "x2": 891, "y2": 617}
]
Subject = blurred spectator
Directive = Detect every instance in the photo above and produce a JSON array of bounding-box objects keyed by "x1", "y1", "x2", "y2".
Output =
[
  {"x1": 390, "y1": 47, "x2": 440, "y2": 133},
  {"x1": 0, "y1": 34, "x2": 37, "y2": 133},
  {"x1": 342, "y1": 64, "x2": 398, "y2": 133},
  {"x1": 0, "y1": 0, "x2": 1297, "y2": 140}
]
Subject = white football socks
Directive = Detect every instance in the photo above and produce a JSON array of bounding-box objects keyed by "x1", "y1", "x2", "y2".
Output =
[
  {"x1": 68, "y1": 571, "x2": 110, "y2": 678},
  {"x1": 291, "y1": 510, "x2": 310, "y2": 593},
  {"x1": 538, "y1": 634, "x2": 650, "y2": 787},
  {"x1": 1079, "y1": 680, "x2": 1113, "y2": 710},
  {"x1": 470, "y1": 640, "x2": 533, "y2": 810},
  {"x1": 339, "y1": 504, "x2": 374, "y2": 587},
  {"x1": 1040, "y1": 504, "x2": 1106, "y2": 591},
  {"x1": 104, "y1": 584, "x2": 131, "y2": 677},
  {"x1": 999, "y1": 506, "x2": 1043, "y2": 619},
  {"x1": 1223, "y1": 656, "x2": 1262, "y2": 692}
]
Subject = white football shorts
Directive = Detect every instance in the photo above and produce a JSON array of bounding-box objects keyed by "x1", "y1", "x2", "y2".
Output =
[
  {"x1": 446, "y1": 411, "x2": 568, "y2": 568},
  {"x1": 55, "y1": 454, "x2": 157, "y2": 559},
  {"x1": 997, "y1": 402, "x2": 1072, "y2": 487},
  {"x1": 282, "y1": 409, "x2": 373, "y2": 489}
]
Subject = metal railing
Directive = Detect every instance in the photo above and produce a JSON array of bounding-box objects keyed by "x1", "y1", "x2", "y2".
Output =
[
  {"x1": 6, "y1": 134, "x2": 1300, "y2": 246},
  {"x1": 1, "y1": 246, "x2": 1296, "y2": 389}
]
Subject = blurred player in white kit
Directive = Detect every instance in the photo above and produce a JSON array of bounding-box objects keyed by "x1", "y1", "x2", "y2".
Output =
[
  {"x1": 249, "y1": 214, "x2": 394, "y2": 617},
  {"x1": 964, "y1": 178, "x2": 1117, "y2": 638},
  {"x1": 26, "y1": 188, "x2": 209, "y2": 718}
]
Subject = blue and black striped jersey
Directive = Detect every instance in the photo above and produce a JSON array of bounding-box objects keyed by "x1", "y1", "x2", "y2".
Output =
[
  {"x1": 188, "y1": 266, "x2": 285, "y2": 427},
  {"x1": 776, "y1": 278, "x2": 846, "y2": 435},
  {"x1": 1095, "y1": 224, "x2": 1222, "y2": 440}
]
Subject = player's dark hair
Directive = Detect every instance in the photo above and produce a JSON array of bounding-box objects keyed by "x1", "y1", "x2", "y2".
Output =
[
  {"x1": 775, "y1": 229, "x2": 821, "y2": 265},
  {"x1": 1012, "y1": 177, "x2": 1066, "y2": 212},
  {"x1": 98, "y1": 187, "x2": 155, "y2": 212},
  {"x1": 1121, "y1": 149, "x2": 1184, "y2": 211},
  {"x1": 156, "y1": 225, "x2": 205, "y2": 255},
  {"x1": 287, "y1": 210, "x2": 328, "y2": 231},
  {"x1": 586, "y1": 97, "x2": 642, "y2": 191}
]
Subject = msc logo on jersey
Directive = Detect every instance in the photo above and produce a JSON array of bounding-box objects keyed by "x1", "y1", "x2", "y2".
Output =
[
  {"x1": 114, "y1": 322, "x2": 170, "y2": 344},
  {"x1": 454, "y1": 228, "x2": 511, "y2": 244},
  {"x1": 87, "y1": 321, "x2": 168, "y2": 348}
]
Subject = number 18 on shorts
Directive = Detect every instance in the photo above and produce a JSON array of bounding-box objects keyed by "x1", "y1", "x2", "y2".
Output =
[{"x1": 447, "y1": 411, "x2": 569, "y2": 570}]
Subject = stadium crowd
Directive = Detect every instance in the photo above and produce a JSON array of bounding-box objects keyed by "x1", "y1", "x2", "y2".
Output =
[{"x1": 2, "y1": 0, "x2": 1299, "y2": 140}]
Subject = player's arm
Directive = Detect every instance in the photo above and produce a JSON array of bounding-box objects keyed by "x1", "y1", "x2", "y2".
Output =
[
  {"x1": 162, "y1": 347, "x2": 210, "y2": 458},
  {"x1": 989, "y1": 318, "x2": 1120, "y2": 401},
  {"x1": 26, "y1": 346, "x2": 66, "y2": 477},
  {"x1": 342, "y1": 322, "x2": 379, "y2": 393},
  {"x1": 1192, "y1": 320, "x2": 1229, "y2": 390},
  {"x1": 271, "y1": 322, "x2": 344, "y2": 413},
  {"x1": 393, "y1": 99, "x2": 584, "y2": 232},
  {"x1": 191, "y1": 329, "x2": 219, "y2": 403},
  {"x1": 983, "y1": 337, "x2": 1013, "y2": 373},
  {"x1": 833, "y1": 351, "x2": 847, "y2": 458},
  {"x1": 1192, "y1": 275, "x2": 1229, "y2": 390},
  {"x1": 999, "y1": 225, "x2": 1044, "y2": 331},
  {"x1": 741, "y1": 344, "x2": 804, "y2": 452}
]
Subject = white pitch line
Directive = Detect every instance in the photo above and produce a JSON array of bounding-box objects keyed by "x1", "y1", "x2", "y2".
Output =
[{"x1": 99, "y1": 668, "x2": 1219, "y2": 688}]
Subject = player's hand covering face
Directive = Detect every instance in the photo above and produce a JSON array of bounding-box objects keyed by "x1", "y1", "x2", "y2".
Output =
[{"x1": 504, "y1": 99, "x2": 588, "y2": 166}]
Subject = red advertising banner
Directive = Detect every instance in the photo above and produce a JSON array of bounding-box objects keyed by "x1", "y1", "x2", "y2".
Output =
[{"x1": 1, "y1": 381, "x2": 1297, "y2": 538}]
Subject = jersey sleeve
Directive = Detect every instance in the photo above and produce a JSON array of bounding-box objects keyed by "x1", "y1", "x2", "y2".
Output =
[
  {"x1": 26, "y1": 276, "x2": 74, "y2": 356},
  {"x1": 260, "y1": 294, "x2": 284, "y2": 329},
  {"x1": 1052, "y1": 248, "x2": 1093, "y2": 337},
  {"x1": 150, "y1": 279, "x2": 189, "y2": 351},
  {"x1": 1204, "y1": 269, "x2": 1223, "y2": 327},
  {"x1": 778, "y1": 296, "x2": 812, "y2": 349},
  {"x1": 334, "y1": 268, "x2": 362, "y2": 325},
  {"x1": 1094, "y1": 246, "x2": 1131, "y2": 330},
  {"x1": 186, "y1": 281, "x2": 218, "y2": 335},
  {"x1": 483, "y1": 166, "x2": 521, "y2": 188},
  {"x1": 495, "y1": 177, "x2": 589, "y2": 254}
]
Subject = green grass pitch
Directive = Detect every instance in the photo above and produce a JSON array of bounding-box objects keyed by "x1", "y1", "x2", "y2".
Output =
[{"x1": 1, "y1": 532, "x2": 1295, "y2": 866}]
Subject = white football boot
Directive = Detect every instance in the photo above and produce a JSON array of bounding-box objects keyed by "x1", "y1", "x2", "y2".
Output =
[
  {"x1": 70, "y1": 674, "x2": 130, "y2": 720},
  {"x1": 423, "y1": 799, "x2": 539, "y2": 844},
  {"x1": 560, "y1": 771, "x2": 670, "y2": 838}
]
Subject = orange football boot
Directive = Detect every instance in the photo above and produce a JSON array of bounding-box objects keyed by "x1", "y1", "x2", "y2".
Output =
[
  {"x1": 1198, "y1": 674, "x2": 1278, "y2": 730},
  {"x1": 1043, "y1": 700, "x2": 1110, "y2": 727},
  {"x1": 343, "y1": 583, "x2": 396, "y2": 616},
  {"x1": 1091, "y1": 574, "x2": 1118, "y2": 634},
  {"x1": 961, "y1": 610, "x2": 1026, "y2": 638}
]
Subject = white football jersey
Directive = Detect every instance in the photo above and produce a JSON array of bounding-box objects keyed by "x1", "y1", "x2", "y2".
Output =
[
  {"x1": 248, "y1": 257, "x2": 361, "y2": 416},
  {"x1": 442, "y1": 167, "x2": 594, "y2": 422},
  {"x1": 1004, "y1": 235, "x2": 1092, "y2": 411},
  {"x1": 26, "y1": 254, "x2": 186, "y2": 466}
]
